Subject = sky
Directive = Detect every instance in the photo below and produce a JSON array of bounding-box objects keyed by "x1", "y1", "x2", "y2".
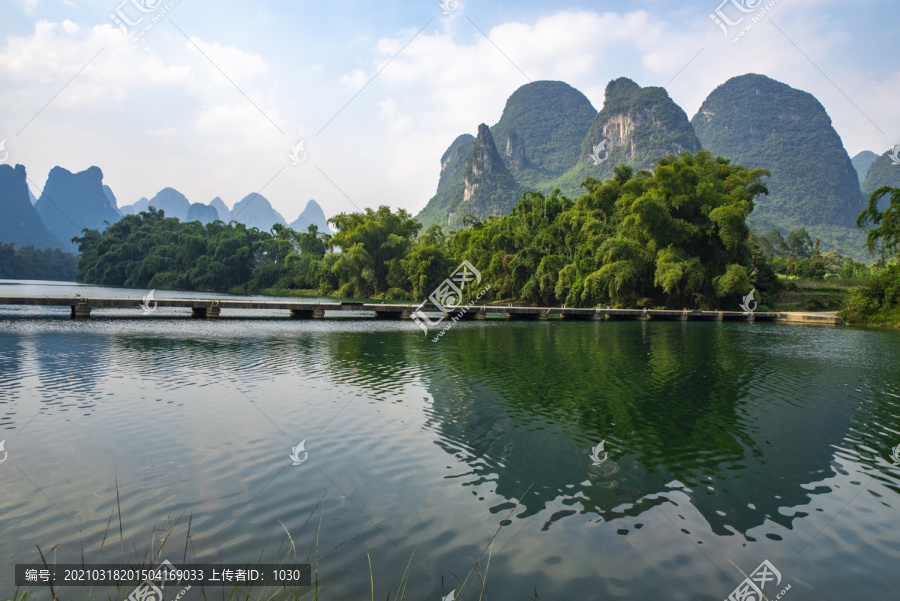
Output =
[{"x1": 0, "y1": 0, "x2": 898, "y2": 224}]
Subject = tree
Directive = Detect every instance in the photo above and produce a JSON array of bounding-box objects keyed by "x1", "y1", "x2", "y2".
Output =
[
  {"x1": 447, "y1": 150, "x2": 769, "y2": 309},
  {"x1": 786, "y1": 228, "x2": 813, "y2": 260},
  {"x1": 328, "y1": 206, "x2": 421, "y2": 297},
  {"x1": 766, "y1": 229, "x2": 788, "y2": 257},
  {"x1": 858, "y1": 186, "x2": 900, "y2": 260}
]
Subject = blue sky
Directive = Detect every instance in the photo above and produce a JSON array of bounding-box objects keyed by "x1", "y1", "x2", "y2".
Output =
[{"x1": 1, "y1": 0, "x2": 898, "y2": 223}]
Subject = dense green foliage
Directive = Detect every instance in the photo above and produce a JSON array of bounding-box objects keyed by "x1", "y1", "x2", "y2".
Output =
[
  {"x1": 446, "y1": 151, "x2": 771, "y2": 309},
  {"x1": 74, "y1": 151, "x2": 777, "y2": 311},
  {"x1": 73, "y1": 208, "x2": 302, "y2": 293},
  {"x1": 0, "y1": 243, "x2": 78, "y2": 281},
  {"x1": 858, "y1": 187, "x2": 900, "y2": 259},
  {"x1": 841, "y1": 264, "x2": 900, "y2": 325},
  {"x1": 841, "y1": 187, "x2": 900, "y2": 325}
]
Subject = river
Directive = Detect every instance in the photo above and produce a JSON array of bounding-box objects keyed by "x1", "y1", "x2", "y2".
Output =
[{"x1": 1, "y1": 280, "x2": 899, "y2": 600}]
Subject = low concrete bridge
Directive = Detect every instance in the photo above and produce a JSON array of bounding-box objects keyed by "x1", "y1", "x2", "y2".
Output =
[{"x1": 0, "y1": 295, "x2": 846, "y2": 325}]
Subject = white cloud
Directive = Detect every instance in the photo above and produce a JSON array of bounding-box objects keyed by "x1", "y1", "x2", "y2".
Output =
[
  {"x1": 1, "y1": 4, "x2": 896, "y2": 223},
  {"x1": 0, "y1": 21, "x2": 195, "y2": 108},
  {"x1": 339, "y1": 68, "x2": 368, "y2": 89},
  {"x1": 147, "y1": 126, "x2": 177, "y2": 139}
]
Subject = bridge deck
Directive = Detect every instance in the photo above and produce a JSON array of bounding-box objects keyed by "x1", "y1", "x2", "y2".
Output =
[{"x1": 0, "y1": 295, "x2": 846, "y2": 325}]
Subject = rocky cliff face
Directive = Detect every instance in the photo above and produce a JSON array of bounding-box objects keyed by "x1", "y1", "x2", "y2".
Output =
[
  {"x1": 505, "y1": 132, "x2": 525, "y2": 172},
  {"x1": 0, "y1": 164, "x2": 65, "y2": 250},
  {"x1": 586, "y1": 79, "x2": 700, "y2": 166},
  {"x1": 464, "y1": 124, "x2": 503, "y2": 201},
  {"x1": 455, "y1": 124, "x2": 522, "y2": 223},
  {"x1": 35, "y1": 166, "x2": 122, "y2": 250},
  {"x1": 416, "y1": 80, "x2": 596, "y2": 231},
  {"x1": 102, "y1": 185, "x2": 122, "y2": 215},
  {"x1": 553, "y1": 77, "x2": 702, "y2": 196},
  {"x1": 415, "y1": 133, "x2": 475, "y2": 229}
]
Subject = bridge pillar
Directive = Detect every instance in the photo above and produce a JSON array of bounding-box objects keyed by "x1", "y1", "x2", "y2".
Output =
[
  {"x1": 192, "y1": 303, "x2": 221, "y2": 319},
  {"x1": 71, "y1": 302, "x2": 91, "y2": 319},
  {"x1": 290, "y1": 305, "x2": 326, "y2": 319}
]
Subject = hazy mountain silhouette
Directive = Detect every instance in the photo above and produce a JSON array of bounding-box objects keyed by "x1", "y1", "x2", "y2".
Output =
[
  {"x1": 0, "y1": 164, "x2": 65, "y2": 250},
  {"x1": 34, "y1": 166, "x2": 121, "y2": 251}
]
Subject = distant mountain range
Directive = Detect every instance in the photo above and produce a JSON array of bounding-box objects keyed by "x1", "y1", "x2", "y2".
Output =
[
  {"x1": 2, "y1": 73, "x2": 897, "y2": 260},
  {"x1": 118, "y1": 189, "x2": 333, "y2": 233},
  {"x1": 0, "y1": 166, "x2": 333, "y2": 252},
  {"x1": 417, "y1": 73, "x2": 892, "y2": 257}
]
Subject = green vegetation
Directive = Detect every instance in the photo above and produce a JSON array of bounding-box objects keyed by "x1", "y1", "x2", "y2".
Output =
[
  {"x1": 752, "y1": 227, "x2": 857, "y2": 279},
  {"x1": 73, "y1": 207, "x2": 298, "y2": 294},
  {"x1": 447, "y1": 151, "x2": 773, "y2": 310},
  {"x1": 75, "y1": 151, "x2": 779, "y2": 311},
  {"x1": 0, "y1": 243, "x2": 78, "y2": 281},
  {"x1": 840, "y1": 186, "x2": 900, "y2": 326}
]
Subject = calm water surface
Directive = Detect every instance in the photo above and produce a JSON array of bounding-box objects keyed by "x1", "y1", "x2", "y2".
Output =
[{"x1": 1, "y1": 280, "x2": 900, "y2": 600}]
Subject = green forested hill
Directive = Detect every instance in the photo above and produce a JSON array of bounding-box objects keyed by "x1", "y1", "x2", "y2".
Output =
[
  {"x1": 488, "y1": 80, "x2": 596, "y2": 190},
  {"x1": 691, "y1": 73, "x2": 865, "y2": 255},
  {"x1": 417, "y1": 81, "x2": 595, "y2": 231},
  {"x1": 861, "y1": 149, "x2": 900, "y2": 204}
]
